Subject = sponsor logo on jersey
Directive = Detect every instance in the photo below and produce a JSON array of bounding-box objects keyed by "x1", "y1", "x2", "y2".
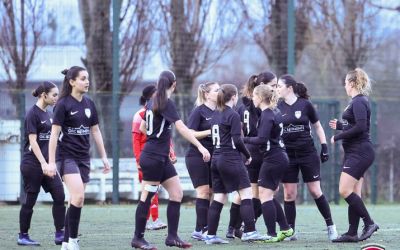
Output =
[
  {"x1": 85, "y1": 108, "x2": 91, "y2": 118},
  {"x1": 283, "y1": 124, "x2": 304, "y2": 133},
  {"x1": 295, "y1": 111, "x2": 301, "y2": 119},
  {"x1": 361, "y1": 243, "x2": 386, "y2": 250},
  {"x1": 38, "y1": 131, "x2": 51, "y2": 140},
  {"x1": 67, "y1": 125, "x2": 90, "y2": 135}
]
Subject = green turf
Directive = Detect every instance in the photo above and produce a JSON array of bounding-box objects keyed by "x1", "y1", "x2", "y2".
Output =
[{"x1": 0, "y1": 203, "x2": 398, "y2": 249}]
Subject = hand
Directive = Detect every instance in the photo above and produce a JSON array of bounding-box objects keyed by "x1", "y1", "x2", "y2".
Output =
[
  {"x1": 330, "y1": 136, "x2": 335, "y2": 144},
  {"x1": 329, "y1": 119, "x2": 337, "y2": 130},
  {"x1": 46, "y1": 162, "x2": 57, "y2": 178},
  {"x1": 102, "y1": 157, "x2": 111, "y2": 174},
  {"x1": 41, "y1": 162, "x2": 51, "y2": 177},
  {"x1": 320, "y1": 143, "x2": 329, "y2": 163},
  {"x1": 198, "y1": 145, "x2": 211, "y2": 162},
  {"x1": 169, "y1": 154, "x2": 177, "y2": 164},
  {"x1": 245, "y1": 157, "x2": 252, "y2": 166}
]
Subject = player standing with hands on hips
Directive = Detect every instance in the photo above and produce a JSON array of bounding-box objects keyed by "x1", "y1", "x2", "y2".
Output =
[
  {"x1": 330, "y1": 68, "x2": 379, "y2": 242},
  {"x1": 48, "y1": 66, "x2": 110, "y2": 250}
]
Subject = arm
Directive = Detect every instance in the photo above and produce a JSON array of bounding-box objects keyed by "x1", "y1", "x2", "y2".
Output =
[
  {"x1": 190, "y1": 129, "x2": 211, "y2": 139},
  {"x1": 313, "y1": 121, "x2": 327, "y2": 144},
  {"x1": 333, "y1": 102, "x2": 368, "y2": 141},
  {"x1": 243, "y1": 136, "x2": 265, "y2": 145},
  {"x1": 132, "y1": 132, "x2": 144, "y2": 166},
  {"x1": 232, "y1": 135, "x2": 251, "y2": 159},
  {"x1": 329, "y1": 119, "x2": 343, "y2": 130},
  {"x1": 139, "y1": 120, "x2": 146, "y2": 134},
  {"x1": 91, "y1": 125, "x2": 111, "y2": 173},
  {"x1": 48, "y1": 125, "x2": 62, "y2": 177},
  {"x1": 175, "y1": 120, "x2": 210, "y2": 162},
  {"x1": 28, "y1": 134, "x2": 50, "y2": 175}
]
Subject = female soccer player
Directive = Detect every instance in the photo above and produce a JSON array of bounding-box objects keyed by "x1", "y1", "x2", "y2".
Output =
[
  {"x1": 226, "y1": 71, "x2": 278, "y2": 239},
  {"x1": 48, "y1": 66, "x2": 110, "y2": 250},
  {"x1": 243, "y1": 84, "x2": 294, "y2": 242},
  {"x1": 277, "y1": 75, "x2": 337, "y2": 241},
  {"x1": 132, "y1": 85, "x2": 167, "y2": 231},
  {"x1": 330, "y1": 68, "x2": 379, "y2": 242},
  {"x1": 18, "y1": 82, "x2": 65, "y2": 246},
  {"x1": 185, "y1": 82, "x2": 219, "y2": 240},
  {"x1": 131, "y1": 70, "x2": 210, "y2": 249},
  {"x1": 204, "y1": 84, "x2": 263, "y2": 245}
]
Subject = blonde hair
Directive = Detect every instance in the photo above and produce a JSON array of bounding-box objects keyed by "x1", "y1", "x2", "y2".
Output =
[
  {"x1": 195, "y1": 82, "x2": 218, "y2": 106},
  {"x1": 253, "y1": 84, "x2": 278, "y2": 109},
  {"x1": 346, "y1": 68, "x2": 371, "y2": 96}
]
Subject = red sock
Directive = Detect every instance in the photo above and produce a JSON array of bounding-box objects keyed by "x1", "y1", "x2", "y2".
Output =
[{"x1": 150, "y1": 194, "x2": 159, "y2": 221}]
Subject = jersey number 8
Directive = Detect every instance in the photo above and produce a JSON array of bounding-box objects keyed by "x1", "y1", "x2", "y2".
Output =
[{"x1": 212, "y1": 124, "x2": 220, "y2": 148}]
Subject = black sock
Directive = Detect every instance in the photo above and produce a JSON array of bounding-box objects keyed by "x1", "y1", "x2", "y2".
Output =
[
  {"x1": 240, "y1": 199, "x2": 256, "y2": 233},
  {"x1": 262, "y1": 200, "x2": 277, "y2": 236},
  {"x1": 314, "y1": 194, "x2": 333, "y2": 226},
  {"x1": 252, "y1": 198, "x2": 262, "y2": 220},
  {"x1": 68, "y1": 204, "x2": 82, "y2": 238},
  {"x1": 345, "y1": 193, "x2": 373, "y2": 226},
  {"x1": 167, "y1": 200, "x2": 181, "y2": 238},
  {"x1": 195, "y1": 198, "x2": 210, "y2": 232},
  {"x1": 273, "y1": 198, "x2": 290, "y2": 230},
  {"x1": 51, "y1": 186, "x2": 66, "y2": 232},
  {"x1": 347, "y1": 205, "x2": 360, "y2": 236},
  {"x1": 228, "y1": 203, "x2": 240, "y2": 228},
  {"x1": 63, "y1": 208, "x2": 69, "y2": 242},
  {"x1": 207, "y1": 201, "x2": 224, "y2": 235},
  {"x1": 134, "y1": 201, "x2": 151, "y2": 238},
  {"x1": 284, "y1": 201, "x2": 296, "y2": 231},
  {"x1": 19, "y1": 192, "x2": 38, "y2": 233}
]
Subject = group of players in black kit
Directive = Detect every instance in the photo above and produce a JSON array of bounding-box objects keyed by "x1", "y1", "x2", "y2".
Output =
[{"x1": 18, "y1": 65, "x2": 378, "y2": 250}]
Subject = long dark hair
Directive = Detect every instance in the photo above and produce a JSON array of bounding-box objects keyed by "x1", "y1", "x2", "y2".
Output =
[
  {"x1": 242, "y1": 71, "x2": 276, "y2": 97},
  {"x1": 60, "y1": 66, "x2": 86, "y2": 99},
  {"x1": 217, "y1": 84, "x2": 238, "y2": 111},
  {"x1": 279, "y1": 74, "x2": 310, "y2": 99},
  {"x1": 32, "y1": 81, "x2": 57, "y2": 97},
  {"x1": 153, "y1": 70, "x2": 176, "y2": 114}
]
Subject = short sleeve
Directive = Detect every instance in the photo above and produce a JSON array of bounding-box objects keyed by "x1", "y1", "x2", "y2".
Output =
[
  {"x1": 187, "y1": 107, "x2": 201, "y2": 130},
  {"x1": 307, "y1": 101, "x2": 319, "y2": 124},
  {"x1": 25, "y1": 111, "x2": 38, "y2": 134},
  {"x1": 161, "y1": 99, "x2": 180, "y2": 123},
  {"x1": 52, "y1": 101, "x2": 66, "y2": 126},
  {"x1": 230, "y1": 112, "x2": 242, "y2": 136},
  {"x1": 90, "y1": 100, "x2": 99, "y2": 126}
]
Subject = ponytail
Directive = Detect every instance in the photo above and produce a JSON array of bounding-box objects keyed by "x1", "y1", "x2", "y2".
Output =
[
  {"x1": 346, "y1": 68, "x2": 371, "y2": 96},
  {"x1": 253, "y1": 85, "x2": 278, "y2": 109},
  {"x1": 153, "y1": 70, "x2": 176, "y2": 114},
  {"x1": 139, "y1": 85, "x2": 156, "y2": 106},
  {"x1": 241, "y1": 75, "x2": 258, "y2": 98},
  {"x1": 32, "y1": 81, "x2": 57, "y2": 98},
  {"x1": 195, "y1": 82, "x2": 218, "y2": 106},
  {"x1": 216, "y1": 84, "x2": 238, "y2": 111},
  {"x1": 279, "y1": 74, "x2": 310, "y2": 99}
]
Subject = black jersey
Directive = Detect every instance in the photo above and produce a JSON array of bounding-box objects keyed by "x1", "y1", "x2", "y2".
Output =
[
  {"x1": 186, "y1": 104, "x2": 214, "y2": 157},
  {"x1": 334, "y1": 94, "x2": 371, "y2": 145},
  {"x1": 53, "y1": 95, "x2": 99, "y2": 160},
  {"x1": 236, "y1": 97, "x2": 261, "y2": 137},
  {"x1": 142, "y1": 99, "x2": 180, "y2": 157},
  {"x1": 243, "y1": 108, "x2": 285, "y2": 154},
  {"x1": 210, "y1": 106, "x2": 250, "y2": 158},
  {"x1": 277, "y1": 98, "x2": 319, "y2": 149},
  {"x1": 23, "y1": 105, "x2": 52, "y2": 164}
]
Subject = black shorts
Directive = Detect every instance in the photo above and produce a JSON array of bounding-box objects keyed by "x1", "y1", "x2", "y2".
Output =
[
  {"x1": 20, "y1": 159, "x2": 63, "y2": 193},
  {"x1": 282, "y1": 145, "x2": 321, "y2": 183},
  {"x1": 342, "y1": 141, "x2": 375, "y2": 180},
  {"x1": 258, "y1": 151, "x2": 289, "y2": 190},
  {"x1": 140, "y1": 152, "x2": 177, "y2": 183},
  {"x1": 57, "y1": 158, "x2": 91, "y2": 183},
  {"x1": 185, "y1": 155, "x2": 212, "y2": 188},
  {"x1": 245, "y1": 144, "x2": 263, "y2": 184},
  {"x1": 211, "y1": 153, "x2": 251, "y2": 194}
]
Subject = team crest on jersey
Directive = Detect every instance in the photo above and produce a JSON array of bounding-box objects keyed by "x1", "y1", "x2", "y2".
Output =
[
  {"x1": 295, "y1": 111, "x2": 301, "y2": 119},
  {"x1": 85, "y1": 108, "x2": 91, "y2": 118}
]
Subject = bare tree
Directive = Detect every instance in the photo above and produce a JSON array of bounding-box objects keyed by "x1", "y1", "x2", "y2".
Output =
[
  {"x1": 313, "y1": 0, "x2": 379, "y2": 73},
  {"x1": 0, "y1": 0, "x2": 45, "y2": 149},
  {"x1": 78, "y1": 0, "x2": 155, "y2": 155},
  {"x1": 159, "y1": 0, "x2": 242, "y2": 121},
  {"x1": 240, "y1": 0, "x2": 312, "y2": 76}
]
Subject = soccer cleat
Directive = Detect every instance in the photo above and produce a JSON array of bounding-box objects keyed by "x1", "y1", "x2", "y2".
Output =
[
  {"x1": 55, "y1": 230, "x2": 64, "y2": 245},
  {"x1": 327, "y1": 225, "x2": 338, "y2": 241},
  {"x1": 145, "y1": 220, "x2": 155, "y2": 230},
  {"x1": 332, "y1": 233, "x2": 359, "y2": 243},
  {"x1": 283, "y1": 231, "x2": 298, "y2": 241},
  {"x1": 204, "y1": 235, "x2": 229, "y2": 244},
  {"x1": 152, "y1": 218, "x2": 167, "y2": 230},
  {"x1": 277, "y1": 228, "x2": 294, "y2": 242},
  {"x1": 165, "y1": 236, "x2": 192, "y2": 248},
  {"x1": 131, "y1": 236, "x2": 157, "y2": 250},
  {"x1": 60, "y1": 242, "x2": 68, "y2": 250},
  {"x1": 226, "y1": 226, "x2": 235, "y2": 239},
  {"x1": 191, "y1": 231, "x2": 205, "y2": 241},
  {"x1": 67, "y1": 238, "x2": 79, "y2": 250},
  {"x1": 358, "y1": 223, "x2": 379, "y2": 241},
  {"x1": 261, "y1": 234, "x2": 280, "y2": 243},
  {"x1": 241, "y1": 231, "x2": 264, "y2": 242},
  {"x1": 17, "y1": 233, "x2": 40, "y2": 246}
]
